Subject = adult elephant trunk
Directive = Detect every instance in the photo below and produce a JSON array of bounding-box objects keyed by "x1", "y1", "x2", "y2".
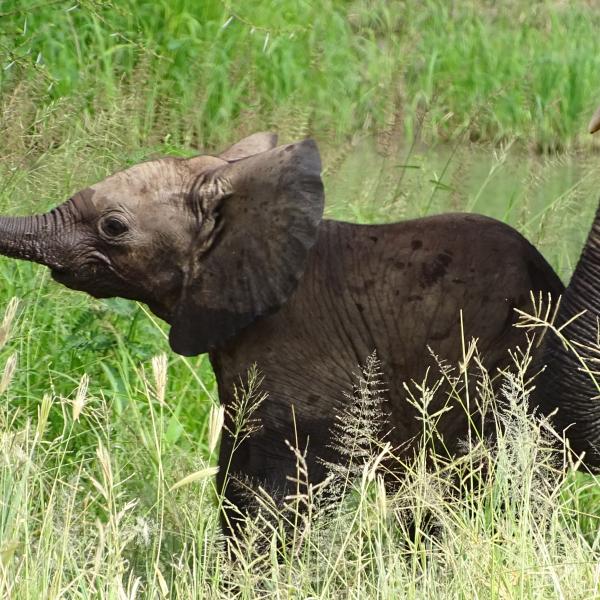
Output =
[
  {"x1": 535, "y1": 205, "x2": 600, "y2": 466},
  {"x1": 0, "y1": 200, "x2": 78, "y2": 270}
]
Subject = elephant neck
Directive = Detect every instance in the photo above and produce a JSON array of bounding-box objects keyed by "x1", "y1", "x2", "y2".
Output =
[{"x1": 209, "y1": 219, "x2": 381, "y2": 411}]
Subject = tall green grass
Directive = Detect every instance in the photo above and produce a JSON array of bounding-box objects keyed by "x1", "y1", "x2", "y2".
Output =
[
  {"x1": 2, "y1": 0, "x2": 600, "y2": 151},
  {"x1": 1, "y1": 317, "x2": 599, "y2": 597}
]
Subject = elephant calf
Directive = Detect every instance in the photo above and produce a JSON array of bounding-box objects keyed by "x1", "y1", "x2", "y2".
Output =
[{"x1": 1, "y1": 129, "x2": 598, "y2": 536}]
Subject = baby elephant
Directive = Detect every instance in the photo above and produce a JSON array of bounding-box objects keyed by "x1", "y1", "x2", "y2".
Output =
[{"x1": 0, "y1": 131, "x2": 596, "y2": 536}]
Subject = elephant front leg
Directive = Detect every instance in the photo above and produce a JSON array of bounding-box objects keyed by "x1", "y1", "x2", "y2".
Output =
[{"x1": 215, "y1": 430, "x2": 297, "y2": 540}]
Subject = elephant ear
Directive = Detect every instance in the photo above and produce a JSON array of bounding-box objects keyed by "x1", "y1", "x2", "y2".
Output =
[
  {"x1": 169, "y1": 139, "x2": 324, "y2": 356},
  {"x1": 218, "y1": 132, "x2": 278, "y2": 161}
]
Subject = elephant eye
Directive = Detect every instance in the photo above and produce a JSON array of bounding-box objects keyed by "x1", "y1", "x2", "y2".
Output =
[{"x1": 100, "y1": 216, "x2": 129, "y2": 238}]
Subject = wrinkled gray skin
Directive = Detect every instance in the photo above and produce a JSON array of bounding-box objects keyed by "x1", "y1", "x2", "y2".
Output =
[{"x1": 0, "y1": 129, "x2": 598, "y2": 536}]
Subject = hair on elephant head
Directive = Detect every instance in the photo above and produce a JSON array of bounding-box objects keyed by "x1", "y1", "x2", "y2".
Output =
[{"x1": 0, "y1": 133, "x2": 324, "y2": 356}]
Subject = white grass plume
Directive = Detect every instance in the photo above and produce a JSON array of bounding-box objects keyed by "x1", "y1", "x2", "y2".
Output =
[{"x1": 323, "y1": 351, "x2": 388, "y2": 481}]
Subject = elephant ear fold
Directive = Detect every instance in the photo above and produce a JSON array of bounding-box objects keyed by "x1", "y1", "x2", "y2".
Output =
[
  {"x1": 218, "y1": 132, "x2": 278, "y2": 161},
  {"x1": 169, "y1": 139, "x2": 324, "y2": 356}
]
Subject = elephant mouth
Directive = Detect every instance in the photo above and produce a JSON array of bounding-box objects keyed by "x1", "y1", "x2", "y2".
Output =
[
  {"x1": 51, "y1": 267, "x2": 84, "y2": 286},
  {"x1": 50, "y1": 260, "x2": 117, "y2": 299},
  {"x1": 50, "y1": 250, "x2": 114, "y2": 285},
  {"x1": 50, "y1": 267, "x2": 70, "y2": 283},
  {"x1": 50, "y1": 268, "x2": 110, "y2": 298}
]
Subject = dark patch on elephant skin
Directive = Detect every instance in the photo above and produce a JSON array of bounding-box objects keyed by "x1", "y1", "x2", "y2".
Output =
[{"x1": 421, "y1": 251, "x2": 453, "y2": 288}]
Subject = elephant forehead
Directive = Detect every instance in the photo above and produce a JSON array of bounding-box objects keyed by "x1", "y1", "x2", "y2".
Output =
[
  {"x1": 89, "y1": 159, "x2": 185, "y2": 210},
  {"x1": 88, "y1": 155, "x2": 227, "y2": 211}
]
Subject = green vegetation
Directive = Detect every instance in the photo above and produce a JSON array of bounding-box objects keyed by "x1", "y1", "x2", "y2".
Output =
[
  {"x1": 1, "y1": 0, "x2": 600, "y2": 597},
  {"x1": 2, "y1": 0, "x2": 600, "y2": 150}
]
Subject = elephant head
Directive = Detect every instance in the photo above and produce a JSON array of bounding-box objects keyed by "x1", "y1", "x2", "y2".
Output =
[{"x1": 0, "y1": 133, "x2": 324, "y2": 355}]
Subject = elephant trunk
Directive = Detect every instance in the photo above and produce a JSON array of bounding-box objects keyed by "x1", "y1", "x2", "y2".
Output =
[
  {"x1": 536, "y1": 203, "x2": 600, "y2": 466},
  {"x1": 0, "y1": 200, "x2": 77, "y2": 270}
]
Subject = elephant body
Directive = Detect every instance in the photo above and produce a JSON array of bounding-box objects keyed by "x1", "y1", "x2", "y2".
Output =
[
  {"x1": 0, "y1": 129, "x2": 598, "y2": 537},
  {"x1": 211, "y1": 215, "x2": 563, "y2": 530}
]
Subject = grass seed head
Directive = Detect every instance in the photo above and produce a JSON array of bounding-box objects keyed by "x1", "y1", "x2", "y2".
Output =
[
  {"x1": 72, "y1": 373, "x2": 89, "y2": 422},
  {"x1": 151, "y1": 353, "x2": 168, "y2": 406},
  {"x1": 208, "y1": 404, "x2": 225, "y2": 454},
  {"x1": 0, "y1": 353, "x2": 17, "y2": 395}
]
